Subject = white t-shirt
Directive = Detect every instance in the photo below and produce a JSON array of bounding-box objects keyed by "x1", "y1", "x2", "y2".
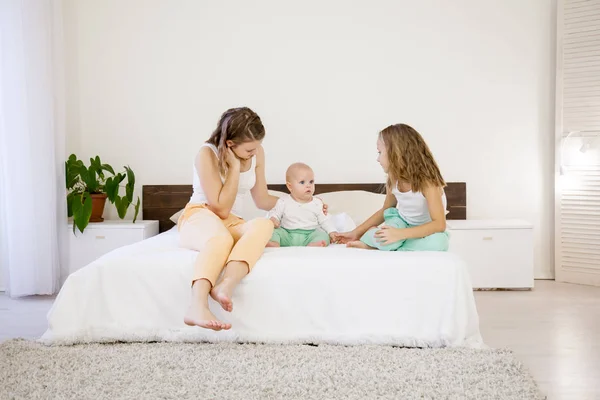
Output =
[{"x1": 267, "y1": 194, "x2": 336, "y2": 233}]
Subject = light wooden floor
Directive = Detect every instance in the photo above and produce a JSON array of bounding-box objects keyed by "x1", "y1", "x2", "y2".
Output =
[{"x1": 1, "y1": 280, "x2": 599, "y2": 400}]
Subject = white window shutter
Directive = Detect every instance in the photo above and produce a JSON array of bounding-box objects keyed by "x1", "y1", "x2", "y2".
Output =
[{"x1": 555, "y1": 0, "x2": 600, "y2": 286}]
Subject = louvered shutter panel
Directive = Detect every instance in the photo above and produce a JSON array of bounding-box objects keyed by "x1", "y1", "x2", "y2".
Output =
[{"x1": 556, "y1": 0, "x2": 600, "y2": 285}]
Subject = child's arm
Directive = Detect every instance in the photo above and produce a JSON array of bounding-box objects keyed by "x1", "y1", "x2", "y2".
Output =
[
  {"x1": 335, "y1": 189, "x2": 397, "y2": 243},
  {"x1": 375, "y1": 185, "x2": 446, "y2": 245},
  {"x1": 316, "y1": 205, "x2": 336, "y2": 233},
  {"x1": 267, "y1": 198, "x2": 285, "y2": 228},
  {"x1": 315, "y1": 201, "x2": 338, "y2": 242}
]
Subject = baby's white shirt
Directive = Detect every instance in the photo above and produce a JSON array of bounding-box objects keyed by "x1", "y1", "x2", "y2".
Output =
[{"x1": 267, "y1": 194, "x2": 336, "y2": 233}]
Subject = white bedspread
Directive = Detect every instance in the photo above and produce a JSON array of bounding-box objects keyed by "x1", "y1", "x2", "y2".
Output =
[{"x1": 42, "y1": 229, "x2": 483, "y2": 347}]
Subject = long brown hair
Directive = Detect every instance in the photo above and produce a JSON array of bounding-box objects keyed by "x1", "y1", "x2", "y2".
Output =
[
  {"x1": 380, "y1": 124, "x2": 445, "y2": 193},
  {"x1": 207, "y1": 107, "x2": 265, "y2": 176}
]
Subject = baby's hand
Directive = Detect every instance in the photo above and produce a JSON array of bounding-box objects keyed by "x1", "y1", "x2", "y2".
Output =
[
  {"x1": 270, "y1": 217, "x2": 280, "y2": 228},
  {"x1": 329, "y1": 232, "x2": 338, "y2": 243}
]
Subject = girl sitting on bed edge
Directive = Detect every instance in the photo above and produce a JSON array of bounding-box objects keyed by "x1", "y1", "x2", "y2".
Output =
[{"x1": 335, "y1": 123, "x2": 449, "y2": 252}]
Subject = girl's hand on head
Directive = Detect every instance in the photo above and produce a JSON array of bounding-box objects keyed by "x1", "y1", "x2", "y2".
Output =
[
  {"x1": 374, "y1": 226, "x2": 404, "y2": 245},
  {"x1": 333, "y1": 230, "x2": 358, "y2": 244},
  {"x1": 225, "y1": 147, "x2": 241, "y2": 170}
]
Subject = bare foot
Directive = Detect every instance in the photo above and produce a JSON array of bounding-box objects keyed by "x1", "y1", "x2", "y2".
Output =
[
  {"x1": 307, "y1": 240, "x2": 327, "y2": 247},
  {"x1": 266, "y1": 241, "x2": 280, "y2": 248},
  {"x1": 347, "y1": 241, "x2": 375, "y2": 250},
  {"x1": 184, "y1": 304, "x2": 231, "y2": 331},
  {"x1": 211, "y1": 280, "x2": 234, "y2": 312}
]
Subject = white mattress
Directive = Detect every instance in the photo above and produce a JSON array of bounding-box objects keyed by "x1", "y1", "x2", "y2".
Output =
[{"x1": 42, "y1": 228, "x2": 484, "y2": 347}]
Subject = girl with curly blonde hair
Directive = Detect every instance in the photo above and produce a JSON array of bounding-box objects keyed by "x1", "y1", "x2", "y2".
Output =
[{"x1": 336, "y1": 124, "x2": 449, "y2": 251}]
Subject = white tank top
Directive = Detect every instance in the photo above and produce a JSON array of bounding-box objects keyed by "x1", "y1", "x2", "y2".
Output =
[
  {"x1": 189, "y1": 143, "x2": 257, "y2": 217},
  {"x1": 392, "y1": 184, "x2": 447, "y2": 226}
]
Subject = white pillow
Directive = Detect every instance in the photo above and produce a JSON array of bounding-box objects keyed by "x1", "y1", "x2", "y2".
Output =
[
  {"x1": 169, "y1": 209, "x2": 184, "y2": 224},
  {"x1": 170, "y1": 190, "x2": 385, "y2": 227},
  {"x1": 317, "y1": 190, "x2": 385, "y2": 226},
  {"x1": 329, "y1": 212, "x2": 356, "y2": 232}
]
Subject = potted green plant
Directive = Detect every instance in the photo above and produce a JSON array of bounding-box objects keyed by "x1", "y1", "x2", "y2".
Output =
[{"x1": 66, "y1": 154, "x2": 140, "y2": 233}]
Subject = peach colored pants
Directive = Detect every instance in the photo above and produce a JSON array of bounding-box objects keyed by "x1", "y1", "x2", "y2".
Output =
[{"x1": 178, "y1": 204, "x2": 274, "y2": 286}]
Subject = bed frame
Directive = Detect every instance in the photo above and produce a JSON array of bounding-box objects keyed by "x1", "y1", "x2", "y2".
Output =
[{"x1": 143, "y1": 183, "x2": 467, "y2": 233}]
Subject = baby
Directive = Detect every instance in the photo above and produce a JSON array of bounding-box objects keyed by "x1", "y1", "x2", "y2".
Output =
[{"x1": 266, "y1": 163, "x2": 337, "y2": 247}]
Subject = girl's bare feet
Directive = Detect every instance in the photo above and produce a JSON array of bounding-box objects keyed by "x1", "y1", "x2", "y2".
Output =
[
  {"x1": 347, "y1": 241, "x2": 375, "y2": 250},
  {"x1": 184, "y1": 305, "x2": 231, "y2": 330},
  {"x1": 210, "y1": 279, "x2": 234, "y2": 312},
  {"x1": 307, "y1": 240, "x2": 327, "y2": 247},
  {"x1": 184, "y1": 279, "x2": 231, "y2": 330},
  {"x1": 210, "y1": 261, "x2": 248, "y2": 312}
]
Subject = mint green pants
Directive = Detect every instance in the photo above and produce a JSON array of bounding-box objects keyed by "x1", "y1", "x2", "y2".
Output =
[
  {"x1": 360, "y1": 208, "x2": 449, "y2": 251},
  {"x1": 270, "y1": 228, "x2": 330, "y2": 247}
]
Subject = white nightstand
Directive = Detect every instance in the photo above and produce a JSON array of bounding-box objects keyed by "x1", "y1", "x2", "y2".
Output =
[
  {"x1": 447, "y1": 219, "x2": 534, "y2": 289},
  {"x1": 67, "y1": 220, "x2": 159, "y2": 274}
]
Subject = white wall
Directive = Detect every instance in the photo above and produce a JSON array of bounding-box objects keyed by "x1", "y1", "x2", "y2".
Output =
[{"x1": 63, "y1": 0, "x2": 556, "y2": 278}]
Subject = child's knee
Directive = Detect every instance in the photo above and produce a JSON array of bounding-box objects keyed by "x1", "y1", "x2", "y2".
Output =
[
  {"x1": 430, "y1": 232, "x2": 449, "y2": 251},
  {"x1": 308, "y1": 230, "x2": 329, "y2": 245},
  {"x1": 403, "y1": 232, "x2": 448, "y2": 252},
  {"x1": 359, "y1": 228, "x2": 378, "y2": 247},
  {"x1": 383, "y1": 210, "x2": 407, "y2": 229},
  {"x1": 270, "y1": 228, "x2": 284, "y2": 244}
]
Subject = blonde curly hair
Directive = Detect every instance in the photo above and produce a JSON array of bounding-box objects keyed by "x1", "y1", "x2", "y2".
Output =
[{"x1": 379, "y1": 124, "x2": 446, "y2": 193}]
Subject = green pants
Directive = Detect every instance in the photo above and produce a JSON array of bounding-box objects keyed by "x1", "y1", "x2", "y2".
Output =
[
  {"x1": 360, "y1": 208, "x2": 449, "y2": 251},
  {"x1": 270, "y1": 228, "x2": 330, "y2": 247}
]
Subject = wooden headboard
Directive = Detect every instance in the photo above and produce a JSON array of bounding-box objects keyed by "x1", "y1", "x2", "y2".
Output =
[{"x1": 143, "y1": 182, "x2": 466, "y2": 233}]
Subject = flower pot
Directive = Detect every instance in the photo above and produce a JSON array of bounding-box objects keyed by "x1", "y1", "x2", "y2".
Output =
[{"x1": 90, "y1": 193, "x2": 107, "y2": 222}]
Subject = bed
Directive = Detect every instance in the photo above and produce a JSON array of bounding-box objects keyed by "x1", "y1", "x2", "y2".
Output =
[{"x1": 42, "y1": 183, "x2": 483, "y2": 348}]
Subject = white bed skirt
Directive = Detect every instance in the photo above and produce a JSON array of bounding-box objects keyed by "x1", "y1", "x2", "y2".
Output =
[{"x1": 42, "y1": 229, "x2": 484, "y2": 347}]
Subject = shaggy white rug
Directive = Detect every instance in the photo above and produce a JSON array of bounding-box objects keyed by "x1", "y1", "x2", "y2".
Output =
[{"x1": 0, "y1": 340, "x2": 544, "y2": 400}]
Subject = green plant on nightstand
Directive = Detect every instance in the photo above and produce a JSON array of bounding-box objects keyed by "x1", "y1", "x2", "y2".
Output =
[{"x1": 65, "y1": 154, "x2": 140, "y2": 234}]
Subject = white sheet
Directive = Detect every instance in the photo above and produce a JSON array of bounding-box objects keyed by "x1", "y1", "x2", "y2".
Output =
[{"x1": 42, "y1": 228, "x2": 483, "y2": 347}]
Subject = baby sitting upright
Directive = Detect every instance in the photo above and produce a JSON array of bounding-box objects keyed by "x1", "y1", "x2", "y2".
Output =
[{"x1": 266, "y1": 163, "x2": 337, "y2": 247}]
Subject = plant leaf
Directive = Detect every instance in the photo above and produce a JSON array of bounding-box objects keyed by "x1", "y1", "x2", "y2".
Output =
[
  {"x1": 104, "y1": 177, "x2": 117, "y2": 203},
  {"x1": 67, "y1": 176, "x2": 79, "y2": 190},
  {"x1": 115, "y1": 195, "x2": 130, "y2": 219},
  {"x1": 132, "y1": 197, "x2": 140, "y2": 223},
  {"x1": 67, "y1": 192, "x2": 75, "y2": 217},
  {"x1": 101, "y1": 164, "x2": 115, "y2": 176},
  {"x1": 90, "y1": 156, "x2": 105, "y2": 180},
  {"x1": 115, "y1": 196, "x2": 130, "y2": 219},
  {"x1": 124, "y1": 166, "x2": 135, "y2": 203},
  {"x1": 65, "y1": 155, "x2": 81, "y2": 189},
  {"x1": 72, "y1": 192, "x2": 92, "y2": 233},
  {"x1": 65, "y1": 161, "x2": 70, "y2": 187},
  {"x1": 88, "y1": 168, "x2": 99, "y2": 193},
  {"x1": 78, "y1": 167, "x2": 89, "y2": 188}
]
